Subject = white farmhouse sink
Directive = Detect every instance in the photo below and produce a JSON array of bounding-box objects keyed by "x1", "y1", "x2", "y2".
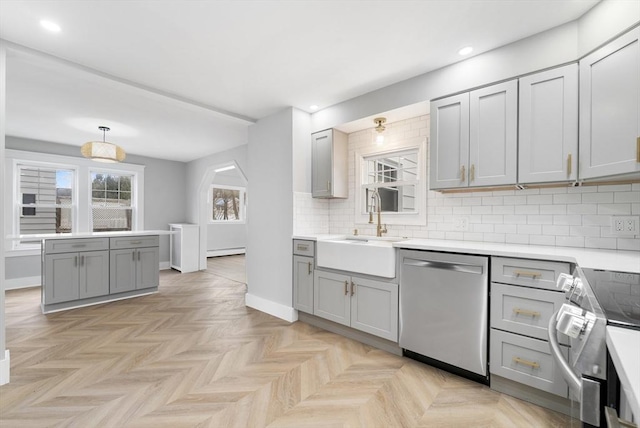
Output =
[{"x1": 316, "y1": 236, "x2": 404, "y2": 278}]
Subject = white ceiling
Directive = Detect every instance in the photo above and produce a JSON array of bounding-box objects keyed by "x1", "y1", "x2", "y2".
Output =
[{"x1": 0, "y1": 0, "x2": 600, "y2": 162}]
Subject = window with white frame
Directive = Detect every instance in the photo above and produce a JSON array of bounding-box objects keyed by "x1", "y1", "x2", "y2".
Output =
[
  {"x1": 5, "y1": 149, "x2": 145, "y2": 252},
  {"x1": 211, "y1": 185, "x2": 245, "y2": 222},
  {"x1": 354, "y1": 144, "x2": 426, "y2": 226},
  {"x1": 16, "y1": 164, "x2": 76, "y2": 238},
  {"x1": 91, "y1": 172, "x2": 134, "y2": 232}
]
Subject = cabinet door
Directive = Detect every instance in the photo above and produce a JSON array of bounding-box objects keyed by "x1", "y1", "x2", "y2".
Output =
[
  {"x1": 110, "y1": 249, "x2": 136, "y2": 294},
  {"x1": 44, "y1": 253, "x2": 79, "y2": 304},
  {"x1": 580, "y1": 27, "x2": 640, "y2": 179},
  {"x1": 136, "y1": 247, "x2": 160, "y2": 289},
  {"x1": 293, "y1": 255, "x2": 314, "y2": 314},
  {"x1": 469, "y1": 80, "x2": 518, "y2": 187},
  {"x1": 313, "y1": 270, "x2": 350, "y2": 326},
  {"x1": 79, "y1": 250, "x2": 110, "y2": 299},
  {"x1": 429, "y1": 93, "x2": 470, "y2": 189},
  {"x1": 350, "y1": 277, "x2": 398, "y2": 342},
  {"x1": 519, "y1": 64, "x2": 578, "y2": 184},
  {"x1": 312, "y1": 129, "x2": 333, "y2": 197}
]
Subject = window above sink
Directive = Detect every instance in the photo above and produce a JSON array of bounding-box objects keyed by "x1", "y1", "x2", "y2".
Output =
[{"x1": 355, "y1": 142, "x2": 427, "y2": 226}]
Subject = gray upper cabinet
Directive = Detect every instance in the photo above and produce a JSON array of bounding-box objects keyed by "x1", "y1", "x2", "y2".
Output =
[
  {"x1": 312, "y1": 129, "x2": 348, "y2": 198},
  {"x1": 429, "y1": 93, "x2": 470, "y2": 189},
  {"x1": 518, "y1": 64, "x2": 578, "y2": 184},
  {"x1": 469, "y1": 81, "x2": 518, "y2": 187},
  {"x1": 579, "y1": 27, "x2": 640, "y2": 180},
  {"x1": 430, "y1": 80, "x2": 517, "y2": 190}
]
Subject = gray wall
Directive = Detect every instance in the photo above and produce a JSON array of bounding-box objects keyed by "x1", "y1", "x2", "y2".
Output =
[
  {"x1": 246, "y1": 107, "x2": 295, "y2": 308},
  {"x1": 5, "y1": 136, "x2": 187, "y2": 281}
]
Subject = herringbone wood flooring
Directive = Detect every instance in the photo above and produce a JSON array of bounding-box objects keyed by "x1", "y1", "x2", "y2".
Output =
[{"x1": 1, "y1": 256, "x2": 570, "y2": 427}]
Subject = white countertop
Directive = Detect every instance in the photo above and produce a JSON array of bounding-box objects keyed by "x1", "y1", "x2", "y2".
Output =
[
  {"x1": 6, "y1": 230, "x2": 174, "y2": 240},
  {"x1": 606, "y1": 326, "x2": 640, "y2": 418},
  {"x1": 293, "y1": 234, "x2": 640, "y2": 273}
]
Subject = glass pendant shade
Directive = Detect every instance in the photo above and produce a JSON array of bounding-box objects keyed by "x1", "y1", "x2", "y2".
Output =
[{"x1": 81, "y1": 126, "x2": 126, "y2": 162}]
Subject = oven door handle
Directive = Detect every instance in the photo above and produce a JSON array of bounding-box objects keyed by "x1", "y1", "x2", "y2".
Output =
[{"x1": 548, "y1": 309, "x2": 582, "y2": 395}]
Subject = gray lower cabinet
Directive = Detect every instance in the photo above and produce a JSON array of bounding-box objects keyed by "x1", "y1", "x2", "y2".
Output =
[
  {"x1": 313, "y1": 269, "x2": 398, "y2": 342},
  {"x1": 293, "y1": 255, "x2": 314, "y2": 314},
  {"x1": 109, "y1": 238, "x2": 160, "y2": 293},
  {"x1": 490, "y1": 256, "x2": 571, "y2": 398},
  {"x1": 43, "y1": 238, "x2": 111, "y2": 305},
  {"x1": 42, "y1": 235, "x2": 159, "y2": 312}
]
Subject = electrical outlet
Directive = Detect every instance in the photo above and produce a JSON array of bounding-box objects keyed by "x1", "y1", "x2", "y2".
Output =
[
  {"x1": 453, "y1": 217, "x2": 469, "y2": 232},
  {"x1": 611, "y1": 216, "x2": 640, "y2": 236}
]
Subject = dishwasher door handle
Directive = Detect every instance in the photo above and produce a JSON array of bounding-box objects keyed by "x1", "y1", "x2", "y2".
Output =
[{"x1": 402, "y1": 258, "x2": 484, "y2": 275}]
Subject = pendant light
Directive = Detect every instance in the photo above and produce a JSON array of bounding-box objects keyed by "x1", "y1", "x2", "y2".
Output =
[
  {"x1": 81, "y1": 126, "x2": 126, "y2": 163},
  {"x1": 373, "y1": 117, "x2": 386, "y2": 145}
]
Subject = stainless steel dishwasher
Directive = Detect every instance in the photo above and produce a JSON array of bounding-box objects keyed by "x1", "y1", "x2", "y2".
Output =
[{"x1": 399, "y1": 249, "x2": 489, "y2": 383}]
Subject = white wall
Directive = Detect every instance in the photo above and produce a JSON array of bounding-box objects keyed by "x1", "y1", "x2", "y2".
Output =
[
  {"x1": 578, "y1": 0, "x2": 640, "y2": 55},
  {"x1": 0, "y1": 40, "x2": 9, "y2": 385},
  {"x1": 246, "y1": 107, "x2": 310, "y2": 321}
]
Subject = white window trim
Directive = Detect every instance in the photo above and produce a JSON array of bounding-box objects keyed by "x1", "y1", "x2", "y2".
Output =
[
  {"x1": 354, "y1": 142, "x2": 427, "y2": 226},
  {"x1": 4, "y1": 149, "x2": 145, "y2": 254},
  {"x1": 209, "y1": 184, "x2": 246, "y2": 224}
]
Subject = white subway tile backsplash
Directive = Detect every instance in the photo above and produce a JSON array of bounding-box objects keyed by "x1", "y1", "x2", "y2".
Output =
[
  {"x1": 309, "y1": 115, "x2": 640, "y2": 252},
  {"x1": 553, "y1": 194, "x2": 582, "y2": 204},
  {"x1": 615, "y1": 192, "x2": 640, "y2": 203}
]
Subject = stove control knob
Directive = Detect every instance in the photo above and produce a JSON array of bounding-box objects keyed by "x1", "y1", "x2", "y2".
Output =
[
  {"x1": 556, "y1": 304, "x2": 586, "y2": 339},
  {"x1": 569, "y1": 278, "x2": 585, "y2": 306},
  {"x1": 556, "y1": 273, "x2": 576, "y2": 294}
]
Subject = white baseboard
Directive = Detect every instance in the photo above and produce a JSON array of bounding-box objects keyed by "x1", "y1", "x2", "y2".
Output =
[
  {"x1": 159, "y1": 261, "x2": 171, "y2": 270},
  {"x1": 0, "y1": 350, "x2": 10, "y2": 385},
  {"x1": 207, "y1": 248, "x2": 246, "y2": 258},
  {"x1": 5, "y1": 276, "x2": 41, "y2": 290},
  {"x1": 245, "y1": 293, "x2": 298, "y2": 323}
]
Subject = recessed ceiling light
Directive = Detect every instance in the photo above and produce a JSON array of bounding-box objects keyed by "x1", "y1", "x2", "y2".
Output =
[
  {"x1": 309, "y1": 105, "x2": 319, "y2": 111},
  {"x1": 40, "y1": 20, "x2": 61, "y2": 33},
  {"x1": 458, "y1": 46, "x2": 473, "y2": 56}
]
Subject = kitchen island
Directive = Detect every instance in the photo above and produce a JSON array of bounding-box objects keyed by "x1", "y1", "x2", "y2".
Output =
[{"x1": 33, "y1": 231, "x2": 173, "y2": 313}]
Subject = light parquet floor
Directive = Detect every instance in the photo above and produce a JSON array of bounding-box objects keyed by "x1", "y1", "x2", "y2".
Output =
[{"x1": 1, "y1": 255, "x2": 571, "y2": 427}]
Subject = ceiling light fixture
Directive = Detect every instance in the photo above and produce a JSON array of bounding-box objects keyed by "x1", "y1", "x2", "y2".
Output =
[
  {"x1": 40, "y1": 20, "x2": 61, "y2": 33},
  {"x1": 309, "y1": 105, "x2": 319, "y2": 111},
  {"x1": 458, "y1": 46, "x2": 473, "y2": 56},
  {"x1": 373, "y1": 117, "x2": 387, "y2": 146},
  {"x1": 214, "y1": 165, "x2": 236, "y2": 173},
  {"x1": 81, "y1": 126, "x2": 126, "y2": 163}
]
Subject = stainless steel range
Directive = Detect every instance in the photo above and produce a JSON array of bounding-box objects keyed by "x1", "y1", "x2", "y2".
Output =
[{"x1": 549, "y1": 267, "x2": 640, "y2": 427}]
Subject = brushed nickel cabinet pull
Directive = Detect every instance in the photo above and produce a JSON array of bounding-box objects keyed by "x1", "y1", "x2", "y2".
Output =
[
  {"x1": 138, "y1": 251, "x2": 141, "y2": 261},
  {"x1": 513, "y1": 308, "x2": 541, "y2": 317},
  {"x1": 71, "y1": 244, "x2": 86, "y2": 248},
  {"x1": 344, "y1": 280, "x2": 348, "y2": 296},
  {"x1": 514, "y1": 269, "x2": 542, "y2": 279},
  {"x1": 470, "y1": 164, "x2": 475, "y2": 182},
  {"x1": 80, "y1": 255, "x2": 84, "y2": 266},
  {"x1": 132, "y1": 250, "x2": 136, "y2": 261},
  {"x1": 74, "y1": 256, "x2": 78, "y2": 267},
  {"x1": 130, "y1": 241, "x2": 142, "y2": 245},
  {"x1": 567, "y1": 153, "x2": 572, "y2": 175},
  {"x1": 460, "y1": 165, "x2": 466, "y2": 182},
  {"x1": 350, "y1": 281, "x2": 355, "y2": 296},
  {"x1": 513, "y1": 356, "x2": 540, "y2": 369},
  {"x1": 637, "y1": 137, "x2": 640, "y2": 162},
  {"x1": 308, "y1": 261, "x2": 312, "y2": 275},
  {"x1": 326, "y1": 181, "x2": 331, "y2": 191},
  {"x1": 297, "y1": 244, "x2": 308, "y2": 251}
]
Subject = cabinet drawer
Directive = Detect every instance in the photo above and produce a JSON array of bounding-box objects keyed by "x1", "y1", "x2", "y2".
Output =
[
  {"x1": 45, "y1": 238, "x2": 110, "y2": 254},
  {"x1": 293, "y1": 240, "x2": 315, "y2": 257},
  {"x1": 110, "y1": 235, "x2": 159, "y2": 249},
  {"x1": 491, "y1": 283, "x2": 569, "y2": 345},
  {"x1": 490, "y1": 329, "x2": 568, "y2": 397},
  {"x1": 491, "y1": 257, "x2": 571, "y2": 291}
]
